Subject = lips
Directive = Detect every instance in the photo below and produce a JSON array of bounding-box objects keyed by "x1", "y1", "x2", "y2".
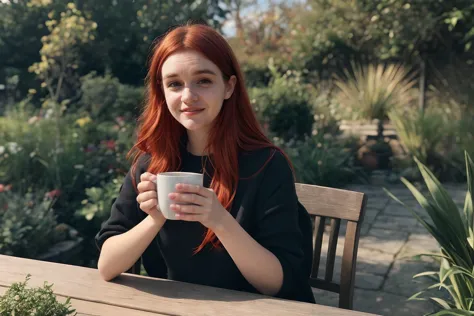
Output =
[
  {"x1": 181, "y1": 108, "x2": 204, "y2": 113},
  {"x1": 181, "y1": 108, "x2": 205, "y2": 116}
]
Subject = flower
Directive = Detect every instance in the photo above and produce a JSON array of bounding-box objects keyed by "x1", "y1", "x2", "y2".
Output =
[
  {"x1": 101, "y1": 140, "x2": 116, "y2": 150},
  {"x1": 46, "y1": 189, "x2": 61, "y2": 199},
  {"x1": 0, "y1": 146, "x2": 4, "y2": 155},
  {"x1": 75, "y1": 116, "x2": 91, "y2": 127},
  {"x1": 6, "y1": 142, "x2": 21, "y2": 154},
  {"x1": 28, "y1": 116, "x2": 40, "y2": 124},
  {"x1": 0, "y1": 184, "x2": 4, "y2": 192}
]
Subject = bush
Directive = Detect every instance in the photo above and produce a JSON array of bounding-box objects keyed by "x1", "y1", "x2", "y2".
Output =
[
  {"x1": 0, "y1": 274, "x2": 76, "y2": 316},
  {"x1": 249, "y1": 65, "x2": 315, "y2": 141},
  {"x1": 76, "y1": 176, "x2": 124, "y2": 224},
  {"x1": 276, "y1": 133, "x2": 365, "y2": 188},
  {"x1": 79, "y1": 71, "x2": 144, "y2": 121},
  {"x1": 0, "y1": 190, "x2": 60, "y2": 258},
  {"x1": 0, "y1": 105, "x2": 86, "y2": 194}
]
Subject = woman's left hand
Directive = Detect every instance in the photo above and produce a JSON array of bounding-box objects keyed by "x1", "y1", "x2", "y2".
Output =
[{"x1": 168, "y1": 183, "x2": 228, "y2": 231}]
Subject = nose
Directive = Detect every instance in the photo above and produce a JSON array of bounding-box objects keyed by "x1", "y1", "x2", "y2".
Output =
[{"x1": 181, "y1": 87, "x2": 198, "y2": 104}]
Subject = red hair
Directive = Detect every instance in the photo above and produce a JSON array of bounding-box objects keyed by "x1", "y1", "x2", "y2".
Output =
[{"x1": 128, "y1": 23, "x2": 291, "y2": 253}]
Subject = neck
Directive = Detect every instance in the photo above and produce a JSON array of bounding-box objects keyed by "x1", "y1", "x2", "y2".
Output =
[{"x1": 186, "y1": 129, "x2": 209, "y2": 156}]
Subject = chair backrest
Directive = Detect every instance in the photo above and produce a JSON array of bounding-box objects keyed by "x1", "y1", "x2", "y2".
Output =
[{"x1": 295, "y1": 183, "x2": 367, "y2": 310}]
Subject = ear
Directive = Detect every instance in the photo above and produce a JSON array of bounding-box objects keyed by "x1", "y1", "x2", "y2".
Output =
[{"x1": 224, "y1": 75, "x2": 237, "y2": 100}]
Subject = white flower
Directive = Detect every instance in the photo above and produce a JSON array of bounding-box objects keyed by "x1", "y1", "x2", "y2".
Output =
[
  {"x1": 0, "y1": 146, "x2": 4, "y2": 155},
  {"x1": 44, "y1": 108, "x2": 54, "y2": 119},
  {"x1": 6, "y1": 142, "x2": 21, "y2": 154}
]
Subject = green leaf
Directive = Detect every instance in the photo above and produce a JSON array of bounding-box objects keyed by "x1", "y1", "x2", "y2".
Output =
[
  {"x1": 430, "y1": 297, "x2": 454, "y2": 310},
  {"x1": 415, "y1": 156, "x2": 465, "y2": 233},
  {"x1": 413, "y1": 271, "x2": 439, "y2": 279}
]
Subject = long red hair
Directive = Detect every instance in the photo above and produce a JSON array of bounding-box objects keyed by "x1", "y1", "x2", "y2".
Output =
[{"x1": 129, "y1": 23, "x2": 291, "y2": 253}]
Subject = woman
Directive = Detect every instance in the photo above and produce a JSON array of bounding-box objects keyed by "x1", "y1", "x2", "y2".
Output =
[{"x1": 95, "y1": 23, "x2": 315, "y2": 304}]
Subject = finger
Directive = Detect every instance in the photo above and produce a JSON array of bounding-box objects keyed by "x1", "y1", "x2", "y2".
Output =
[
  {"x1": 137, "y1": 181, "x2": 156, "y2": 193},
  {"x1": 140, "y1": 172, "x2": 157, "y2": 183},
  {"x1": 140, "y1": 199, "x2": 158, "y2": 213},
  {"x1": 170, "y1": 204, "x2": 207, "y2": 214},
  {"x1": 169, "y1": 193, "x2": 207, "y2": 206},
  {"x1": 136, "y1": 191, "x2": 157, "y2": 204},
  {"x1": 175, "y1": 183, "x2": 211, "y2": 197},
  {"x1": 175, "y1": 212, "x2": 202, "y2": 222}
]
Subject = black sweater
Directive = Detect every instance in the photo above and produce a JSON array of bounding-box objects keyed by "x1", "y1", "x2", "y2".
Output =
[{"x1": 95, "y1": 147, "x2": 315, "y2": 304}]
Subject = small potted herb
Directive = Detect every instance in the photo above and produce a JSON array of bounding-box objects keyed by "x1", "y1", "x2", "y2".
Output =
[{"x1": 0, "y1": 274, "x2": 76, "y2": 316}]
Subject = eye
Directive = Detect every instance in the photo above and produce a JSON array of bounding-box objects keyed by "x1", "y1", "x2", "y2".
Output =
[
  {"x1": 197, "y1": 78, "x2": 212, "y2": 85},
  {"x1": 167, "y1": 81, "x2": 182, "y2": 88}
]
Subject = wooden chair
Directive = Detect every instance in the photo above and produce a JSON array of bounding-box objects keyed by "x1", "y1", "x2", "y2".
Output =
[
  {"x1": 128, "y1": 183, "x2": 367, "y2": 310},
  {"x1": 296, "y1": 183, "x2": 367, "y2": 310}
]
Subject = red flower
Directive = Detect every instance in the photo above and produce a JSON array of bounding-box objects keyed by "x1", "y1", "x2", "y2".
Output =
[
  {"x1": 46, "y1": 189, "x2": 61, "y2": 199},
  {"x1": 105, "y1": 140, "x2": 116, "y2": 150},
  {"x1": 0, "y1": 184, "x2": 4, "y2": 193}
]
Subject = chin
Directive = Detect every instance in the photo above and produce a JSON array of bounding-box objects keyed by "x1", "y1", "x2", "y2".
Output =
[{"x1": 180, "y1": 121, "x2": 208, "y2": 131}]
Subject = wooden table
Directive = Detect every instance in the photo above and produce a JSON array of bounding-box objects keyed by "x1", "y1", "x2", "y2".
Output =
[{"x1": 0, "y1": 255, "x2": 378, "y2": 316}]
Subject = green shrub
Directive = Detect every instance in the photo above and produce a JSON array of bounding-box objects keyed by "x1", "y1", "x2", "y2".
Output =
[
  {"x1": 386, "y1": 152, "x2": 474, "y2": 314},
  {"x1": 249, "y1": 65, "x2": 315, "y2": 141},
  {"x1": 0, "y1": 274, "x2": 76, "y2": 316},
  {"x1": 76, "y1": 176, "x2": 124, "y2": 223},
  {"x1": 0, "y1": 113, "x2": 86, "y2": 193},
  {"x1": 335, "y1": 63, "x2": 417, "y2": 140},
  {"x1": 276, "y1": 134, "x2": 365, "y2": 188},
  {"x1": 0, "y1": 191, "x2": 59, "y2": 258},
  {"x1": 79, "y1": 71, "x2": 144, "y2": 121}
]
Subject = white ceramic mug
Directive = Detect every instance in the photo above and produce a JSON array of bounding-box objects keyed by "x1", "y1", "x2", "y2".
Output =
[{"x1": 157, "y1": 172, "x2": 204, "y2": 220}]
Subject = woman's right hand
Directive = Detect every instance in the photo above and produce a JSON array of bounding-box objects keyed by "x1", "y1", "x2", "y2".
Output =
[{"x1": 136, "y1": 172, "x2": 164, "y2": 222}]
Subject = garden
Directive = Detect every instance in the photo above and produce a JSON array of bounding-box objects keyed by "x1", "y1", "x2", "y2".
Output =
[{"x1": 1, "y1": 0, "x2": 474, "y2": 315}]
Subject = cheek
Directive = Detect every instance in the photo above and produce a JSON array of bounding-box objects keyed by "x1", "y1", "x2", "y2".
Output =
[{"x1": 163, "y1": 92, "x2": 180, "y2": 112}]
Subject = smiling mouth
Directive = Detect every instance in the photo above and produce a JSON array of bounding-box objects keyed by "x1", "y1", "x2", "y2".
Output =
[{"x1": 181, "y1": 108, "x2": 204, "y2": 113}]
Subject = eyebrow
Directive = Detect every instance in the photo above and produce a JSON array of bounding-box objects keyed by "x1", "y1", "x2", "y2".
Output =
[{"x1": 162, "y1": 69, "x2": 218, "y2": 80}]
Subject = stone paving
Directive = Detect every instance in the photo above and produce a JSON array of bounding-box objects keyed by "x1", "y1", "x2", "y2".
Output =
[{"x1": 311, "y1": 182, "x2": 467, "y2": 315}]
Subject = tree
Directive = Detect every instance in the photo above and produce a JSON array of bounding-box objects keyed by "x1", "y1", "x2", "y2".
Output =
[{"x1": 28, "y1": 1, "x2": 97, "y2": 187}]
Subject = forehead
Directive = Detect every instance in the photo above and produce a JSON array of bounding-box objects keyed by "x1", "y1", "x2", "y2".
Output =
[{"x1": 161, "y1": 50, "x2": 220, "y2": 76}]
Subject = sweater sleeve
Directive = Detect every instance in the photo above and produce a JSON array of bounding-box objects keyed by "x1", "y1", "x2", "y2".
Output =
[
  {"x1": 94, "y1": 155, "x2": 168, "y2": 278},
  {"x1": 253, "y1": 151, "x2": 315, "y2": 303},
  {"x1": 94, "y1": 159, "x2": 144, "y2": 251}
]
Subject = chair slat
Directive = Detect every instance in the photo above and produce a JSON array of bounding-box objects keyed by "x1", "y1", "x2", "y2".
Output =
[
  {"x1": 311, "y1": 216, "x2": 326, "y2": 279},
  {"x1": 339, "y1": 220, "x2": 360, "y2": 310},
  {"x1": 325, "y1": 218, "x2": 341, "y2": 282}
]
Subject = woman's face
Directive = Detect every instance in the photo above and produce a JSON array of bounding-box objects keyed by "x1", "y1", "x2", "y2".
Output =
[{"x1": 161, "y1": 50, "x2": 236, "y2": 134}]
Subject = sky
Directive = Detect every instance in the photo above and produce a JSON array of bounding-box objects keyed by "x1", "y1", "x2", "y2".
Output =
[{"x1": 222, "y1": 0, "x2": 303, "y2": 37}]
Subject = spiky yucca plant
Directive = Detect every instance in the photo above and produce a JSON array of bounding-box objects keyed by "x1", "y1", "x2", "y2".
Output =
[
  {"x1": 386, "y1": 152, "x2": 474, "y2": 315},
  {"x1": 335, "y1": 63, "x2": 417, "y2": 140},
  {"x1": 389, "y1": 108, "x2": 447, "y2": 165}
]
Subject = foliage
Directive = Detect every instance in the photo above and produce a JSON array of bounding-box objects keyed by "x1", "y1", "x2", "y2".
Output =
[
  {"x1": 389, "y1": 108, "x2": 448, "y2": 166},
  {"x1": 334, "y1": 63, "x2": 417, "y2": 139},
  {"x1": 0, "y1": 103, "x2": 85, "y2": 193},
  {"x1": 79, "y1": 71, "x2": 144, "y2": 121},
  {"x1": 385, "y1": 152, "x2": 474, "y2": 314},
  {"x1": 335, "y1": 63, "x2": 417, "y2": 121},
  {"x1": 285, "y1": 0, "x2": 474, "y2": 77},
  {"x1": 76, "y1": 176, "x2": 124, "y2": 223},
  {"x1": 276, "y1": 134, "x2": 364, "y2": 188},
  {"x1": 0, "y1": 190, "x2": 59, "y2": 259},
  {"x1": 28, "y1": 2, "x2": 97, "y2": 104},
  {"x1": 249, "y1": 63, "x2": 315, "y2": 141},
  {"x1": 0, "y1": 274, "x2": 76, "y2": 316}
]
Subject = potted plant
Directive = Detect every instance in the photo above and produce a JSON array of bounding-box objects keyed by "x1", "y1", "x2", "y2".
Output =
[
  {"x1": 0, "y1": 274, "x2": 76, "y2": 315},
  {"x1": 335, "y1": 63, "x2": 417, "y2": 170}
]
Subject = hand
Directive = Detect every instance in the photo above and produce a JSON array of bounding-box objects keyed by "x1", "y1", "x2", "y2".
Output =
[
  {"x1": 136, "y1": 172, "x2": 165, "y2": 222},
  {"x1": 168, "y1": 184, "x2": 229, "y2": 231}
]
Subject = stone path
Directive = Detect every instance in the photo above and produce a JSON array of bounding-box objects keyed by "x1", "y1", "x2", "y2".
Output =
[{"x1": 311, "y1": 182, "x2": 467, "y2": 315}]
